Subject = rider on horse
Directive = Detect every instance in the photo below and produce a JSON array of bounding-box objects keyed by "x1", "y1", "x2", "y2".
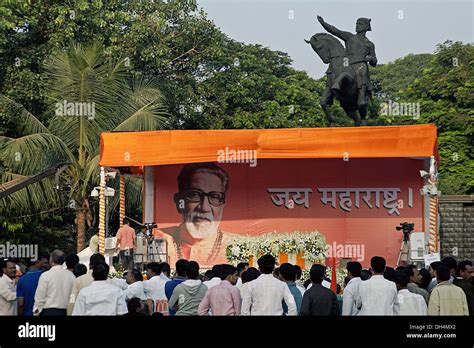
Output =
[{"x1": 317, "y1": 16, "x2": 377, "y2": 108}]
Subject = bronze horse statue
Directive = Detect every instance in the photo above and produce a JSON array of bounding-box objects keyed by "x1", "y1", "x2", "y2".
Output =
[{"x1": 306, "y1": 33, "x2": 370, "y2": 127}]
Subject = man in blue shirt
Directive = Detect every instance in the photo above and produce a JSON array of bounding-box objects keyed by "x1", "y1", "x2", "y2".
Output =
[
  {"x1": 279, "y1": 263, "x2": 303, "y2": 315},
  {"x1": 17, "y1": 252, "x2": 50, "y2": 316},
  {"x1": 164, "y1": 259, "x2": 188, "y2": 316}
]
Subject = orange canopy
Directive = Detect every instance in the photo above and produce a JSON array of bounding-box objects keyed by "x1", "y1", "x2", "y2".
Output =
[{"x1": 100, "y1": 124, "x2": 438, "y2": 167}]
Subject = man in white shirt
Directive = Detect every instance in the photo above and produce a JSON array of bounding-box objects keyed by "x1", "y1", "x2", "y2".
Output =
[
  {"x1": 342, "y1": 261, "x2": 363, "y2": 316},
  {"x1": 72, "y1": 262, "x2": 127, "y2": 316},
  {"x1": 428, "y1": 261, "x2": 456, "y2": 292},
  {"x1": 235, "y1": 262, "x2": 249, "y2": 289},
  {"x1": 427, "y1": 261, "x2": 442, "y2": 292},
  {"x1": 67, "y1": 253, "x2": 106, "y2": 315},
  {"x1": 305, "y1": 274, "x2": 331, "y2": 290},
  {"x1": 305, "y1": 279, "x2": 331, "y2": 289},
  {"x1": 393, "y1": 270, "x2": 427, "y2": 315},
  {"x1": 239, "y1": 268, "x2": 261, "y2": 299},
  {"x1": 405, "y1": 264, "x2": 430, "y2": 305},
  {"x1": 0, "y1": 259, "x2": 18, "y2": 315},
  {"x1": 203, "y1": 264, "x2": 223, "y2": 290},
  {"x1": 357, "y1": 256, "x2": 397, "y2": 315},
  {"x1": 124, "y1": 269, "x2": 146, "y2": 301},
  {"x1": 34, "y1": 250, "x2": 76, "y2": 316},
  {"x1": 241, "y1": 255, "x2": 297, "y2": 316},
  {"x1": 88, "y1": 231, "x2": 99, "y2": 254},
  {"x1": 144, "y1": 262, "x2": 171, "y2": 314}
]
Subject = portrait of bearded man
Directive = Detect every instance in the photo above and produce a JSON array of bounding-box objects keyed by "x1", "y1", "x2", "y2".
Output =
[{"x1": 153, "y1": 162, "x2": 236, "y2": 268}]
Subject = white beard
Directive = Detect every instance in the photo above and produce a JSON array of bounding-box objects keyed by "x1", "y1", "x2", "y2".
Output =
[
  {"x1": 183, "y1": 212, "x2": 222, "y2": 239},
  {"x1": 184, "y1": 220, "x2": 220, "y2": 239}
]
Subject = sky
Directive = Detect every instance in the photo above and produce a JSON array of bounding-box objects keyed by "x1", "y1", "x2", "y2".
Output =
[{"x1": 198, "y1": 0, "x2": 474, "y2": 78}]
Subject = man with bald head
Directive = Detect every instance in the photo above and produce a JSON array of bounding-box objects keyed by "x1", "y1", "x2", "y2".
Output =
[{"x1": 34, "y1": 250, "x2": 75, "y2": 316}]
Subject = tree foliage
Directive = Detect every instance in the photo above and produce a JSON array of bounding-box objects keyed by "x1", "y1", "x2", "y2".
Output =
[
  {"x1": 0, "y1": 2, "x2": 472, "y2": 254},
  {"x1": 371, "y1": 41, "x2": 473, "y2": 194},
  {"x1": 0, "y1": 42, "x2": 166, "y2": 251}
]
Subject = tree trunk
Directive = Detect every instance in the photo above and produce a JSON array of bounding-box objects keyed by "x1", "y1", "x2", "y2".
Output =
[{"x1": 76, "y1": 207, "x2": 86, "y2": 253}]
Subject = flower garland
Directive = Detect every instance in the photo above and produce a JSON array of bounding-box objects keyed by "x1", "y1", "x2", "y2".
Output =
[
  {"x1": 107, "y1": 265, "x2": 148, "y2": 280},
  {"x1": 226, "y1": 230, "x2": 327, "y2": 265},
  {"x1": 301, "y1": 267, "x2": 348, "y2": 287},
  {"x1": 108, "y1": 264, "x2": 125, "y2": 279}
]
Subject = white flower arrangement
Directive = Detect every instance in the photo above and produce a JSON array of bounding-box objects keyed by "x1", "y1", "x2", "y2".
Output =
[
  {"x1": 225, "y1": 235, "x2": 252, "y2": 264},
  {"x1": 108, "y1": 264, "x2": 125, "y2": 279},
  {"x1": 325, "y1": 267, "x2": 348, "y2": 287},
  {"x1": 225, "y1": 230, "x2": 327, "y2": 266},
  {"x1": 278, "y1": 233, "x2": 299, "y2": 254},
  {"x1": 108, "y1": 271, "x2": 124, "y2": 279},
  {"x1": 301, "y1": 267, "x2": 347, "y2": 287},
  {"x1": 301, "y1": 232, "x2": 328, "y2": 264}
]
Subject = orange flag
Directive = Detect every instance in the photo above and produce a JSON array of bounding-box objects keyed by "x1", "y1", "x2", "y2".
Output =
[{"x1": 330, "y1": 257, "x2": 337, "y2": 293}]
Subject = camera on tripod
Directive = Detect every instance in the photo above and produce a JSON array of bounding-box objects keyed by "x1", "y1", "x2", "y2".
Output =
[
  {"x1": 396, "y1": 222, "x2": 414, "y2": 242},
  {"x1": 143, "y1": 222, "x2": 158, "y2": 236}
]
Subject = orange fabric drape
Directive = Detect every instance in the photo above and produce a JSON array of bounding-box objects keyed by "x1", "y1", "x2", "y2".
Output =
[
  {"x1": 279, "y1": 253, "x2": 289, "y2": 265},
  {"x1": 100, "y1": 124, "x2": 438, "y2": 167},
  {"x1": 296, "y1": 253, "x2": 305, "y2": 269}
]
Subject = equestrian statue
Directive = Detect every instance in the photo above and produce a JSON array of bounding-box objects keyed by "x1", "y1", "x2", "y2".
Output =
[{"x1": 306, "y1": 16, "x2": 377, "y2": 127}]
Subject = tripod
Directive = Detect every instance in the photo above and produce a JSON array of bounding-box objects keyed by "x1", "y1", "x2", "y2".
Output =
[
  {"x1": 147, "y1": 238, "x2": 169, "y2": 263},
  {"x1": 396, "y1": 223, "x2": 414, "y2": 267},
  {"x1": 397, "y1": 238, "x2": 410, "y2": 266},
  {"x1": 135, "y1": 222, "x2": 169, "y2": 264}
]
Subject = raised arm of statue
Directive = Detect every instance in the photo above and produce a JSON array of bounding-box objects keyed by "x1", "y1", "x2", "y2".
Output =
[{"x1": 317, "y1": 16, "x2": 352, "y2": 42}]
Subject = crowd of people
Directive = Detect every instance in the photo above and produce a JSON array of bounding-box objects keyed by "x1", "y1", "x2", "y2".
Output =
[{"x1": 0, "y1": 248, "x2": 472, "y2": 316}]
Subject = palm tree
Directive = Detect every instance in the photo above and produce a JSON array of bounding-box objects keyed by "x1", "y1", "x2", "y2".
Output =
[{"x1": 0, "y1": 42, "x2": 167, "y2": 252}]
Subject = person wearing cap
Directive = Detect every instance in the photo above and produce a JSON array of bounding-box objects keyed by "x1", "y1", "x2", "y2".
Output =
[{"x1": 317, "y1": 15, "x2": 377, "y2": 108}]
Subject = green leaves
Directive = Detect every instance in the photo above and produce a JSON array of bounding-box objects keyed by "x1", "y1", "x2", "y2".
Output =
[
  {"x1": 0, "y1": 41, "x2": 167, "y2": 250},
  {"x1": 438, "y1": 131, "x2": 474, "y2": 194},
  {"x1": 0, "y1": 0, "x2": 472, "y2": 254},
  {"x1": 113, "y1": 74, "x2": 168, "y2": 132},
  {"x1": 0, "y1": 94, "x2": 49, "y2": 135},
  {"x1": 370, "y1": 53, "x2": 433, "y2": 100},
  {"x1": 370, "y1": 41, "x2": 474, "y2": 194},
  {"x1": 0, "y1": 133, "x2": 74, "y2": 175},
  {"x1": 0, "y1": 169, "x2": 66, "y2": 218}
]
